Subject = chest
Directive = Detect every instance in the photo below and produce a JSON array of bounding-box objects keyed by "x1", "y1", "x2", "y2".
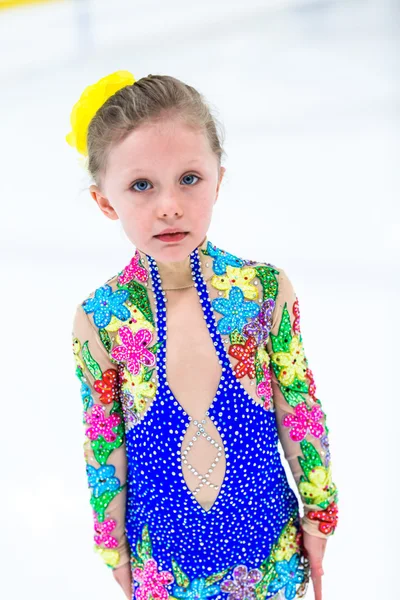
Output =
[
  {"x1": 163, "y1": 287, "x2": 223, "y2": 419},
  {"x1": 99, "y1": 245, "x2": 283, "y2": 513}
]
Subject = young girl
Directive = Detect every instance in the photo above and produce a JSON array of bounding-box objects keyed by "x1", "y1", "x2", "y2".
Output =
[{"x1": 68, "y1": 71, "x2": 338, "y2": 600}]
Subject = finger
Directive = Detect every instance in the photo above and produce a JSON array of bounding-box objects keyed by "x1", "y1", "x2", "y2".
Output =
[{"x1": 312, "y1": 573, "x2": 322, "y2": 600}]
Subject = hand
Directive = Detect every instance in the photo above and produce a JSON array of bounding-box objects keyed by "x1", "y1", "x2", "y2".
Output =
[
  {"x1": 112, "y1": 562, "x2": 133, "y2": 599},
  {"x1": 302, "y1": 531, "x2": 327, "y2": 600}
]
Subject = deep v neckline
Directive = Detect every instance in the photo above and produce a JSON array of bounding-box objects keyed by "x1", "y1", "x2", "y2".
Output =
[
  {"x1": 147, "y1": 245, "x2": 233, "y2": 418},
  {"x1": 146, "y1": 246, "x2": 236, "y2": 514}
]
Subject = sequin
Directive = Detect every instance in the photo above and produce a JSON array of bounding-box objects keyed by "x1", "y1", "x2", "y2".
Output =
[
  {"x1": 211, "y1": 266, "x2": 259, "y2": 300},
  {"x1": 83, "y1": 284, "x2": 131, "y2": 328},
  {"x1": 256, "y1": 362, "x2": 273, "y2": 410},
  {"x1": 270, "y1": 335, "x2": 307, "y2": 388},
  {"x1": 80, "y1": 378, "x2": 94, "y2": 411},
  {"x1": 93, "y1": 511, "x2": 119, "y2": 548},
  {"x1": 111, "y1": 326, "x2": 156, "y2": 375},
  {"x1": 307, "y1": 501, "x2": 338, "y2": 535},
  {"x1": 86, "y1": 464, "x2": 121, "y2": 497},
  {"x1": 173, "y1": 578, "x2": 221, "y2": 599},
  {"x1": 220, "y1": 565, "x2": 263, "y2": 599},
  {"x1": 206, "y1": 242, "x2": 244, "y2": 274},
  {"x1": 299, "y1": 465, "x2": 336, "y2": 508},
  {"x1": 118, "y1": 249, "x2": 149, "y2": 285},
  {"x1": 267, "y1": 554, "x2": 305, "y2": 600},
  {"x1": 282, "y1": 402, "x2": 325, "y2": 442},
  {"x1": 94, "y1": 546, "x2": 121, "y2": 568},
  {"x1": 90, "y1": 483, "x2": 125, "y2": 523},
  {"x1": 212, "y1": 287, "x2": 260, "y2": 334},
  {"x1": 133, "y1": 558, "x2": 174, "y2": 600},
  {"x1": 242, "y1": 298, "x2": 275, "y2": 346},
  {"x1": 228, "y1": 336, "x2": 258, "y2": 379},
  {"x1": 93, "y1": 368, "x2": 119, "y2": 404},
  {"x1": 85, "y1": 404, "x2": 121, "y2": 443},
  {"x1": 319, "y1": 434, "x2": 331, "y2": 467}
]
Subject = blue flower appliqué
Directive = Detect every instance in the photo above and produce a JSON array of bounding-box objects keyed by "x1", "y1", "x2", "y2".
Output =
[
  {"x1": 207, "y1": 242, "x2": 244, "y2": 275},
  {"x1": 86, "y1": 464, "x2": 121, "y2": 498},
  {"x1": 80, "y1": 381, "x2": 94, "y2": 411},
  {"x1": 212, "y1": 286, "x2": 260, "y2": 335},
  {"x1": 173, "y1": 578, "x2": 220, "y2": 599},
  {"x1": 82, "y1": 284, "x2": 130, "y2": 328},
  {"x1": 268, "y1": 553, "x2": 304, "y2": 600}
]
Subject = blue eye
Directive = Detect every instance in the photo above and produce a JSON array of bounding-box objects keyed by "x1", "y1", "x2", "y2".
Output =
[
  {"x1": 130, "y1": 174, "x2": 200, "y2": 192},
  {"x1": 131, "y1": 180, "x2": 152, "y2": 192},
  {"x1": 181, "y1": 174, "x2": 199, "y2": 186}
]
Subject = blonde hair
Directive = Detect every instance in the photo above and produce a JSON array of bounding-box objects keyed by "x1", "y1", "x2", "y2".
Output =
[{"x1": 87, "y1": 74, "x2": 226, "y2": 188}]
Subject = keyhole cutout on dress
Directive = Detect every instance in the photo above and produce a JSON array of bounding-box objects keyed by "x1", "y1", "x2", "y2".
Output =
[{"x1": 164, "y1": 287, "x2": 227, "y2": 511}]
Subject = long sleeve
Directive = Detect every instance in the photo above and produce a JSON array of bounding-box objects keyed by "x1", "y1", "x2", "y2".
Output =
[
  {"x1": 71, "y1": 303, "x2": 130, "y2": 569},
  {"x1": 265, "y1": 268, "x2": 339, "y2": 539}
]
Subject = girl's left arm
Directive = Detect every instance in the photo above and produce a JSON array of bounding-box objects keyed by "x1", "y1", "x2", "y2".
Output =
[{"x1": 265, "y1": 267, "x2": 339, "y2": 540}]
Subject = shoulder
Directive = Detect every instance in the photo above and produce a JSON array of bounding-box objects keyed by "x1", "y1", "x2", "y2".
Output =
[
  {"x1": 203, "y1": 239, "x2": 293, "y2": 298},
  {"x1": 202, "y1": 239, "x2": 280, "y2": 273},
  {"x1": 73, "y1": 257, "x2": 133, "y2": 332}
]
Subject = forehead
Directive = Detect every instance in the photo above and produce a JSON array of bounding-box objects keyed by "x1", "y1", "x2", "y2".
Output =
[{"x1": 107, "y1": 118, "x2": 213, "y2": 174}]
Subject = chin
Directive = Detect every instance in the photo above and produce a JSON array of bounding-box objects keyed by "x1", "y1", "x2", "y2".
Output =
[{"x1": 152, "y1": 233, "x2": 199, "y2": 260}]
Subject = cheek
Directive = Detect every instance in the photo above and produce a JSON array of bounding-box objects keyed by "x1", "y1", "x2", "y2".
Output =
[
  {"x1": 192, "y1": 194, "x2": 217, "y2": 220},
  {"x1": 118, "y1": 203, "x2": 153, "y2": 234},
  {"x1": 119, "y1": 200, "x2": 149, "y2": 221}
]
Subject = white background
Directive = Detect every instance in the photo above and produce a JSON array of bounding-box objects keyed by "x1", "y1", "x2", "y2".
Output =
[{"x1": 1, "y1": 0, "x2": 398, "y2": 598}]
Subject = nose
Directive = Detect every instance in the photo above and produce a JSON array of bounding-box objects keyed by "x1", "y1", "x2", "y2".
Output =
[{"x1": 157, "y1": 195, "x2": 184, "y2": 218}]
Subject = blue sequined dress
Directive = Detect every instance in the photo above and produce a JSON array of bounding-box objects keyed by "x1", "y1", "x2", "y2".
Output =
[
  {"x1": 72, "y1": 237, "x2": 338, "y2": 600},
  {"x1": 125, "y1": 248, "x2": 308, "y2": 600}
]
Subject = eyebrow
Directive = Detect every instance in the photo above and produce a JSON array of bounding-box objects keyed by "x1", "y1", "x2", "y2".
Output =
[{"x1": 124, "y1": 159, "x2": 203, "y2": 177}]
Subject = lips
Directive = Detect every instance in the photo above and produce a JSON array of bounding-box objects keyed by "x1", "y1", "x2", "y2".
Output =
[
  {"x1": 155, "y1": 230, "x2": 187, "y2": 236},
  {"x1": 154, "y1": 231, "x2": 188, "y2": 242}
]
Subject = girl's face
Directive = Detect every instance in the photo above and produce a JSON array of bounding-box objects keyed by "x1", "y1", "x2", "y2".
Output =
[{"x1": 90, "y1": 116, "x2": 225, "y2": 262}]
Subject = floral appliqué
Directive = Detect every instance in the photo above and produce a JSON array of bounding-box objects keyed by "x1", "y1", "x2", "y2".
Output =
[
  {"x1": 82, "y1": 284, "x2": 130, "y2": 328},
  {"x1": 111, "y1": 326, "x2": 156, "y2": 375},
  {"x1": 133, "y1": 558, "x2": 174, "y2": 600},
  {"x1": 282, "y1": 402, "x2": 325, "y2": 442}
]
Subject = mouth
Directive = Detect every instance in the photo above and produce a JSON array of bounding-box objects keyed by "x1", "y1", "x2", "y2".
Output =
[{"x1": 154, "y1": 231, "x2": 189, "y2": 242}]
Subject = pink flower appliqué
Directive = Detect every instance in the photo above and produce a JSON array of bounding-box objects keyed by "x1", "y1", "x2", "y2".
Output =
[
  {"x1": 85, "y1": 404, "x2": 121, "y2": 443},
  {"x1": 93, "y1": 511, "x2": 118, "y2": 549},
  {"x1": 118, "y1": 250, "x2": 148, "y2": 285},
  {"x1": 133, "y1": 558, "x2": 174, "y2": 600},
  {"x1": 282, "y1": 401, "x2": 324, "y2": 442},
  {"x1": 257, "y1": 363, "x2": 273, "y2": 410},
  {"x1": 111, "y1": 326, "x2": 156, "y2": 376}
]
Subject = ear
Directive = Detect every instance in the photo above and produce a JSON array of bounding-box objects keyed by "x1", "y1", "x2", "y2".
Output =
[
  {"x1": 89, "y1": 185, "x2": 119, "y2": 221},
  {"x1": 215, "y1": 166, "x2": 226, "y2": 203}
]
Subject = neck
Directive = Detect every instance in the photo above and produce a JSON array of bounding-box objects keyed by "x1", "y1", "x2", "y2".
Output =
[{"x1": 136, "y1": 235, "x2": 209, "y2": 290}]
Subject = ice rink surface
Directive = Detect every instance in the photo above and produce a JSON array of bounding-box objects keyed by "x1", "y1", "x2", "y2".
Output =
[{"x1": 0, "y1": 1, "x2": 398, "y2": 598}]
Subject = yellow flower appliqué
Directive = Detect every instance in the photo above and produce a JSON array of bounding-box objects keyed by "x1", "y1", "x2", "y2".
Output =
[
  {"x1": 299, "y1": 466, "x2": 334, "y2": 506},
  {"x1": 211, "y1": 266, "x2": 259, "y2": 300},
  {"x1": 257, "y1": 346, "x2": 270, "y2": 367},
  {"x1": 121, "y1": 368, "x2": 157, "y2": 413},
  {"x1": 273, "y1": 524, "x2": 299, "y2": 562},
  {"x1": 270, "y1": 335, "x2": 307, "y2": 386},
  {"x1": 106, "y1": 304, "x2": 154, "y2": 336},
  {"x1": 66, "y1": 70, "x2": 136, "y2": 157},
  {"x1": 94, "y1": 546, "x2": 120, "y2": 568}
]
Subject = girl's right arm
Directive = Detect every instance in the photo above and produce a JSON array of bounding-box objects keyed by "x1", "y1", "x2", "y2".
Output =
[{"x1": 71, "y1": 303, "x2": 131, "y2": 574}]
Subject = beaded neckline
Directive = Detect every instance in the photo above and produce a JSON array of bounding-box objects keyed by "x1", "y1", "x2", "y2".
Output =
[
  {"x1": 147, "y1": 247, "x2": 233, "y2": 416},
  {"x1": 146, "y1": 246, "x2": 237, "y2": 514}
]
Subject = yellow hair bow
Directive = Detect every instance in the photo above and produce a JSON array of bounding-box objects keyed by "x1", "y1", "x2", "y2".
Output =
[{"x1": 65, "y1": 70, "x2": 136, "y2": 157}]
